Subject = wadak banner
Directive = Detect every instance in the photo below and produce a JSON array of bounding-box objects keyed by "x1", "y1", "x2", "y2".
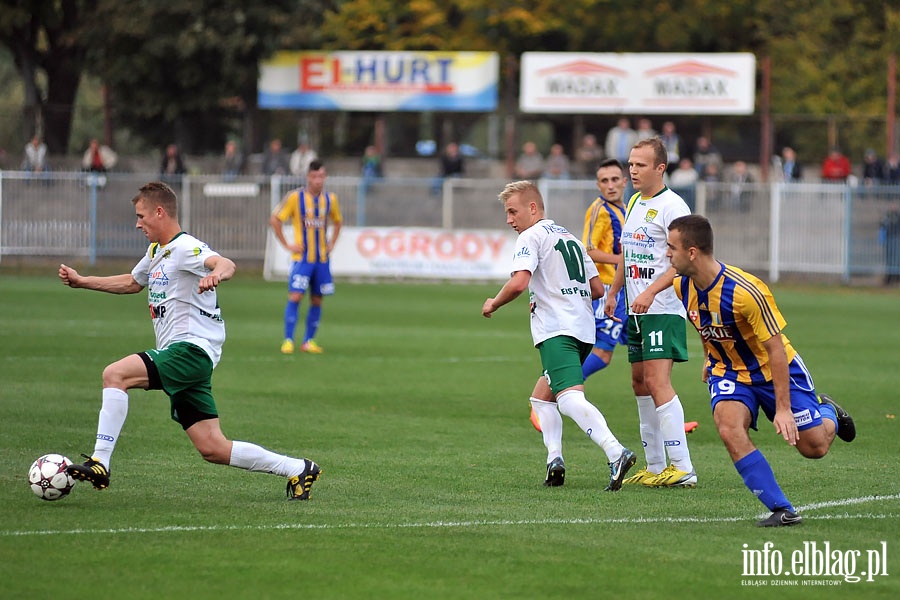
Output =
[
  {"x1": 259, "y1": 51, "x2": 499, "y2": 112},
  {"x1": 520, "y1": 52, "x2": 756, "y2": 115}
]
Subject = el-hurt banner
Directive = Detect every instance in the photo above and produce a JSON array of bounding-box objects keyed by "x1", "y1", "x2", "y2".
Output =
[
  {"x1": 259, "y1": 51, "x2": 499, "y2": 111},
  {"x1": 520, "y1": 53, "x2": 756, "y2": 115}
]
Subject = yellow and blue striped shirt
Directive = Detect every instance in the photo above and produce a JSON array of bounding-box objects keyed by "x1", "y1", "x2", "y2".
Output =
[
  {"x1": 674, "y1": 262, "x2": 796, "y2": 385},
  {"x1": 274, "y1": 188, "x2": 342, "y2": 263},
  {"x1": 582, "y1": 197, "x2": 625, "y2": 285}
]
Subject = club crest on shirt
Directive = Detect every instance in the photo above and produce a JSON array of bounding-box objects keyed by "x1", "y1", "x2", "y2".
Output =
[{"x1": 644, "y1": 208, "x2": 658, "y2": 223}]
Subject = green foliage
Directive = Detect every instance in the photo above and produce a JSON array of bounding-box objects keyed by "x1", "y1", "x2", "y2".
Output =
[
  {"x1": 0, "y1": 275, "x2": 899, "y2": 598},
  {"x1": 0, "y1": 0, "x2": 899, "y2": 158}
]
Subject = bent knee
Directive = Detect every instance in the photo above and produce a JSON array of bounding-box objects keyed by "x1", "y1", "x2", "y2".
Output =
[
  {"x1": 198, "y1": 447, "x2": 230, "y2": 465},
  {"x1": 798, "y1": 444, "x2": 829, "y2": 459}
]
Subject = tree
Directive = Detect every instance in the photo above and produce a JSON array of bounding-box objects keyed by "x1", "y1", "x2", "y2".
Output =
[
  {"x1": 0, "y1": 0, "x2": 100, "y2": 152},
  {"x1": 81, "y1": 0, "x2": 326, "y2": 153}
]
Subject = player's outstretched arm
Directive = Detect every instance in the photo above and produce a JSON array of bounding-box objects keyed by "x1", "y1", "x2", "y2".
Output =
[{"x1": 58, "y1": 264, "x2": 143, "y2": 294}]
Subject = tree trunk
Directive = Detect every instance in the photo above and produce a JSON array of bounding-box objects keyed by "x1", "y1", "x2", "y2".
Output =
[{"x1": 43, "y1": 58, "x2": 82, "y2": 153}]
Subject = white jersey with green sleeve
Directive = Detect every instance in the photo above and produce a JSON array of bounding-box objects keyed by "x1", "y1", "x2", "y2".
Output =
[
  {"x1": 621, "y1": 188, "x2": 690, "y2": 316},
  {"x1": 509, "y1": 219, "x2": 599, "y2": 347},
  {"x1": 131, "y1": 232, "x2": 226, "y2": 367}
]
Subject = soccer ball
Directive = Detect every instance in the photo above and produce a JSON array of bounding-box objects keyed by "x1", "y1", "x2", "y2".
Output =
[{"x1": 28, "y1": 454, "x2": 77, "y2": 501}]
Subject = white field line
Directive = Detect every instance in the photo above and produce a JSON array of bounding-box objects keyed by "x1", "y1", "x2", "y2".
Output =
[{"x1": 2, "y1": 493, "x2": 899, "y2": 538}]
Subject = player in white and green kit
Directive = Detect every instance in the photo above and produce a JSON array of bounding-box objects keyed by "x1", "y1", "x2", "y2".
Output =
[
  {"x1": 605, "y1": 138, "x2": 696, "y2": 488},
  {"x1": 59, "y1": 181, "x2": 320, "y2": 501},
  {"x1": 483, "y1": 180, "x2": 636, "y2": 491}
]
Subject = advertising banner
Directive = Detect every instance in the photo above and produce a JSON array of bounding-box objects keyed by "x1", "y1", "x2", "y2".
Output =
[
  {"x1": 264, "y1": 227, "x2": 517, "y2": 281},
  {"x1": 520, "y1": 52, "x2": 756, "y2": 115},
  {"x1": 259, "y1": 51, "x2": 499, "y2": 111}
]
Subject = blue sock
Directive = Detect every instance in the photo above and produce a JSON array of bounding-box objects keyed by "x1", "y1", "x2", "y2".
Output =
[
  {"x1": 304, "y1": 305, "x2": 322, "y2": 343},
  {"x1": 818, "y1": 401, "x2": 838, "y2": 435},
  {"x1": 582, "y1": 353, "x2": 608, "y2": 379},
  {"x1": 283, "y1": 300, "x2": 299, "y2": 340},
  {"x1": 734, "y1": 449, "x2": 794, "y2": 512}
]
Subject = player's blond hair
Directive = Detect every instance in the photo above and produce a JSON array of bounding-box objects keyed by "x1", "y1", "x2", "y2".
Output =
[{"x1": 498, "y1": 180, "x2": 544, "y2": 210}]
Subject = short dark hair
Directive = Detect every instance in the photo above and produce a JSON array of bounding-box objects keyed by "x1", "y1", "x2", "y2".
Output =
[
  {"x1": 308, "y1": 159, "x2": 325, "y2": 172},
  {"x1": 669, "y1": 214, "x2": 713, "y2": 254},
  {"x1": 598, "y1": 158, "x2": 624, "y2": 172}
]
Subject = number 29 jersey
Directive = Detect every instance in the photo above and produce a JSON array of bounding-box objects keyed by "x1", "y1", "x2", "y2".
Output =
[{"x1": 510, "y1": 219, "x2": 599, "y2": 347}]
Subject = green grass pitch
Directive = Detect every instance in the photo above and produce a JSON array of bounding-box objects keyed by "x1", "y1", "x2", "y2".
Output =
[{"x1": 0, "y1": 271, "x2": 898, "y2": 599}]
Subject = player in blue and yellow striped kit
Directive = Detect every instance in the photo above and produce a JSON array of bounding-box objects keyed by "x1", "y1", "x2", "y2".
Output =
[
  {"x1": 270, "y1": 159, "x2": 342, "y2": 354},
  {"x1": 667, "y1": 215, "x2": 855, "y2": 527}
]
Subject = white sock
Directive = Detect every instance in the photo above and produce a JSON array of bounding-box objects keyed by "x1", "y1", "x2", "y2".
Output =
[
  {"x1": 92, "y1": 388, "x2": 129, "y2": 468},
  {"x1": 530, "y1": 397, "x2": 563, "y2": 463},
  {"x1": 657, "y1": 395, "x2": 693, "y2": 472},
  {"x1": 636, "y1": 394, "x2": 665, "y2": 473},
  {"x1": 557, "y1": 389, "x2": 624, "y2": 462},
  {"x1": 229, "y1": 440, "x2": 306, "y2": 478}
]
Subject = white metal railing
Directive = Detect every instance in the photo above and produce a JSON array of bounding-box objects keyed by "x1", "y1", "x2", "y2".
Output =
[{"x1": 1, "y1": 170, "x2": 898, "y2": 283}]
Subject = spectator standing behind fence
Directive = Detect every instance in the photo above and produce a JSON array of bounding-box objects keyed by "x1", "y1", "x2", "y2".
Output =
[
  {"x1": 726, "y1": 161, "x2": 754, "y2": 212},
  {"x1": 660, "y1": 121, "x2": 681, "y2": 174},
  {"x1": 431, "y1": 142, "x2": 464, "y2": 195},
  {"x1": 22, "y1": 136, "x2": 49, "y2": 173},
  {"x1": 862, "y1": 149, "x2": 885, "y2": 186},
  {"x1": 544, "y1": 143, "x2": 570, "y2": 180},
  {"x1": 575, "y1": 134, "x2": 602, "y2": 179},
  {"x1": 82, "y1": 139, "x2": 118, "y2": 173},
  {"x1": 290, "y1": 139, "x2": 318, "y2": 180},
  {"x1": 361, "y1": 145, "x2": 383, "y2": 180},
  {"x1": 221, "y1": 140, "x2": 244, "y2": 181},
  {"x1": 262, "y1": 138, "x2": 290, "y2": 176},
  {"x1": 693, "y1": 136, "x2": 722, "y2": 179},
  {"x1": 605, "y1": 118, "x2": 637, "y2": 164},
  {"x1": 160, "y1": 144, "x2": 186, "y2": 180},
  {"x1": 635, "y1": 118, "x2": 656, "y2": 142},
  {"x1": 779, "y1": 147, "x2": 802, "y2": 182},
  {"x1": 514, "y1": 141, "x2": 544, "y2": 180},
  {"x1": 669, "y1": 158, "x2": 699, "y2": 188},
  {"x1": 821, "y1": 148, "x2": 851, "y2": 183},
  {"x1": 886, "y1": 153, "x2": 900, "y2": 185}
]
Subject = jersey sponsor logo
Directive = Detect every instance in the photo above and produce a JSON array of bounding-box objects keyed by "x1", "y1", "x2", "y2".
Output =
[
  {"x1": 697, "y1": 323, "x2": 735, "y2": 343},
  {"x1": 149, "y1": 290, "x2": 167, "y2": 301},
  {"x1": 644, "y1": 208, "x2": 658, "y2": 223},
  {"x1": 303, "y1": 217, "x2": 326, "y2": 228},
  {"x1": 149, "y1": 304, "x2": 167, "y2": 320},
  {"x1": 794, "y1": 408, "x2": 813, "y2": 427},
  {"x1": 540, "y1": 222, "x2": 570, "y2": 235},
  {"x1": 198, "y1": 307, "x2": 223, "y2": 322},
  {"x1": 626, "y1": 248, "x2": 654, "y2": 263},
  {"x1": 560, "y1": 286, "x2": 590, "y2": 297},
  {"x1": 150, "y1": 264, "x2": 171, "y2": 286},
  {"x1": 628, "y1": 264, "x2": 656, "y2": 279},
  {"x1": 515, "y1": 246, "x2": 531, "y2": 258},
  {"x1": 624, "y1": 226, "x2": 656, "y2": 249}
]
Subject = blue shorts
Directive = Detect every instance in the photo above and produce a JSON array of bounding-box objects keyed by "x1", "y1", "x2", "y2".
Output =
[
  {"x1": 707, "y1": 355, "x2": 822, "y2": 432},
  {"x1": 592, "y1": 287, "x2": 627, "y2": 351},
  {"x1": 288, "y1": 261, "x2": 335, "y2": 296}
]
